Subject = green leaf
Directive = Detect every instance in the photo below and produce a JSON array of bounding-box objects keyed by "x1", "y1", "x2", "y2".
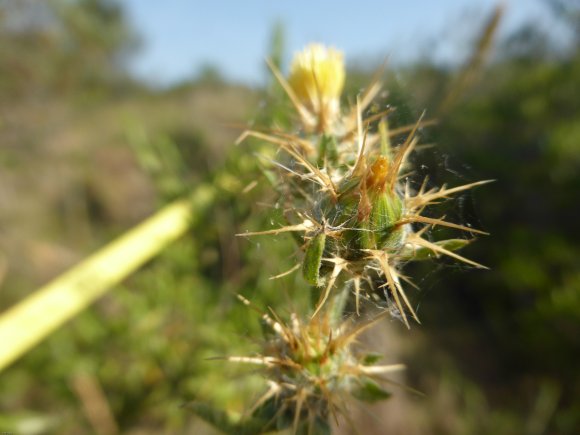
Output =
[
  {"x1": 353, "y1": 379, "x2": 392, "y2": 403},
  {"x1": 303, "y1": 232, "x2": 326, "y2": 286},
  {"x1": 361, "y1": 352, "x2": 384, "y2": 365}
]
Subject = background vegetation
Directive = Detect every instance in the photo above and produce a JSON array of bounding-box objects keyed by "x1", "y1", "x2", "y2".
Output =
[{"x1": 0, "y1": 0, "x2": 578, "y2": 433}]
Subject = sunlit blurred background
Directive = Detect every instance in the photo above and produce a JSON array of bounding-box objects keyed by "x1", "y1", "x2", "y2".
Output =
[{"x1": 0, "y1": 0, "x2": 578, "y2": 434}]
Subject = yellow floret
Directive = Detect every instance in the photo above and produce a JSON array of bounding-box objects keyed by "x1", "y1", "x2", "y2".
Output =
[
  {"x1": 289, "y1": 44, "x2": 345, "y2": 104},
  {"x1": 288, "y1": 44, "x2": 345, "y2": 130}
]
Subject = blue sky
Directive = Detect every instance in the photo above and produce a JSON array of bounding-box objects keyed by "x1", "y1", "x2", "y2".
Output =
[{"x1": 122, "y1": 0, "x2": 562, "y2": 87}]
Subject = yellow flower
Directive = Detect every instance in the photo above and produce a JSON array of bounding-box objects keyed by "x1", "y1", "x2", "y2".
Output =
[{"x1": 288, "y1": 44, "x2": 345, "y2": 131}]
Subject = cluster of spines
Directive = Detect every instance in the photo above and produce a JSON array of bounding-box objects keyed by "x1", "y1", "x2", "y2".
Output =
[{"x1": 225, "y1": 295, "x2": 405, "y2": 434}]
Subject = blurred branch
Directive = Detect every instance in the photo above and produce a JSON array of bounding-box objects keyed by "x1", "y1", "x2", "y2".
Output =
[
  {"x1": 438, "y1": 4, "x2": 505, "y2": 115},
  {"x1": 70, "y1": 371, "x2": 119, "y2": 435},
  {"x1": 0, "y1": 185, "x2": 215, "y2": 372}
]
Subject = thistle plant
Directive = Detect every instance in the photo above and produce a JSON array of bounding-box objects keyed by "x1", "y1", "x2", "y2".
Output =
[
  {"x1": 195, "y1": 43, "x2": 489, "y2": 434},
  {"x1": 239, "y1": 44, "x2": 489, "y2": 326}
]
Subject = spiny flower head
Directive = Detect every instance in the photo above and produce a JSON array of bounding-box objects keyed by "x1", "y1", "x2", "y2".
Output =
[
  {"x1": 229, "y1": 296, "x2": 404, "y2": 434},
  {"x1": 238, "y1": 43, "x2": 490, "y2": 328}
]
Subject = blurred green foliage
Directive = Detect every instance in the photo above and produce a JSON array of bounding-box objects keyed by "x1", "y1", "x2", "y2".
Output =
[
  {"x1": 0, "y1": 0, "x2": 138, "y2": 99},
  {"x1": 390, "y1": 8, "x2": 580, "y2": 433},
  {"x1": 0, "y1": 0, "x2": 578, "y2": 434}
]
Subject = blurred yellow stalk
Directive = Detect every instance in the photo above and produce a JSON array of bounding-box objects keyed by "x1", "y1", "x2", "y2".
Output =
[{"x1": 0, "y1": 185, "x2": 215, "y2": 372}]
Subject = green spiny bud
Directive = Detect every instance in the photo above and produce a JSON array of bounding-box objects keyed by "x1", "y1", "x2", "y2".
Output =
[{"x1": 303, "y1": 232, "x2": 326, "y2": 286}]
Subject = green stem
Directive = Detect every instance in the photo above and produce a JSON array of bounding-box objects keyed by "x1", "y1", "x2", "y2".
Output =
[{"x1": 0, "y1": 185, "x2": 215, "y2": 372}]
